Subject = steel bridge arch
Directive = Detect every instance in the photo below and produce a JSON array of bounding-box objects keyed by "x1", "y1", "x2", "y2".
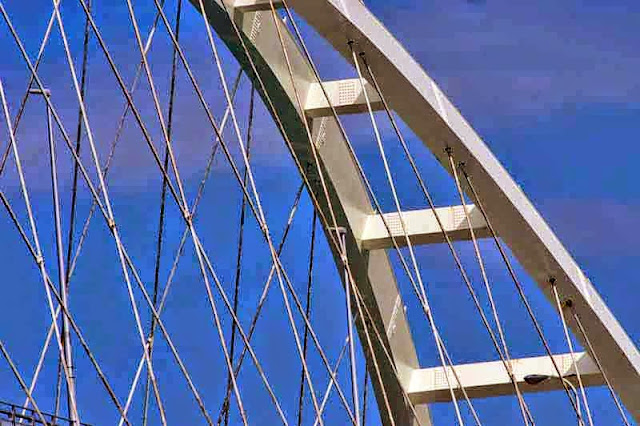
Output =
[{"x1": 190, "y1": 0, "x2": 640, "y2": 424}]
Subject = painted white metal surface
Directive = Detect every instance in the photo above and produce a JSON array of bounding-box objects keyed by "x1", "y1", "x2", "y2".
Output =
[
  {"x1": 304, "y1": 78, "x2": 383, "y2": 118},
  {"x1": 408, "y1": 352, "x2": 602, "y2": 403},
  {"x1": 197, "y1": 2, "x2": 431, "y2": 424},
  {"x1": 283, "y1": 0, "x2": 640, "y2": 419},
  {"x1": 231, "y1": 0, "x2": 282, "y2": 13},
  {"x1": 360, "y1": 205, "x2": 489, "y2": 250},
  {"x1": 195, "y1": 0, "x2": 639, "y2": 423}
]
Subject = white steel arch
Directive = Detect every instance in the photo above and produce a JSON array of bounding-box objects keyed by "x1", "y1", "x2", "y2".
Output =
[{"x1": 193, "y1": 0, "x2": 640, "y2": 424}]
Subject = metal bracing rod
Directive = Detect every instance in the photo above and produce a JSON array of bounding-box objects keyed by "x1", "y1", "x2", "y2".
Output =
[
  {"x1": 0, "y1": 338, "x2": 49, "y2": 426},
  {"x1": 550, "y1": 281, "x2": 594, "y2": 426},
  {"x1": 570, "y1": 306, "x2": 631, "y2": 425},
  {"x1": 350, "y1": 42, "x2": 466, "y2": 424},
  {"x1": 50, "y1": 2, "x2": 168, "y2": 423},
  {"x1": 0, "y1": 80, "x2": 81, "y2": 423},
  {"x1": 447, "y1": 151, "x2": 533, "y2": 424},
  {"x1": 142, "y1": 1, "x2": 182, "y2": 424},
  {"x1": 338, "y1": 227, "x2": 361, "y2": 425},
  {"x1": 459, "y1": 167, "x2": 584, "y2": 418},
  {"x1": 0, "y1": 188, "x2": 131, "y2": 425},
  {"x1": 297, "y1": 209, "x2": 317, "y2": 426},
  {"x1": 44, "y1": 91, "x2": 79, "y2": 426}
]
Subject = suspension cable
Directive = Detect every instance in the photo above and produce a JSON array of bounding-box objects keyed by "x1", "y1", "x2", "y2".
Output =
[
  {"x1": 0, "y1": 79, "x2": 80, "y2": 422},
  {"x1": 569, "y1": 304, "x2": 631, "y2": 425},
  {"x1": 222, "y1": 85, "x2": 255, "y2": 426},
  {"x1": 448, "y1": 151, "x2": 534, "y2": 424},
  {"x1": 550, "y1": 280, "x2": 594, "y2": 426},
  {"x1": 196, "y1": 2, "x2": 353, "y2": 422},
  {"x1": 0, "y1": 189, "x2": 131, "y2": 425},
  {"x1": 0, "y1": 338, "x2": 49, "y2": 425},
  {"x1": 298, "y1": 208, "x2": 317, "y2": 426},
  {"x1": 214, "y1": 183, "x2": 306, "y2": 423},
  {"x1": 61, "y1": 0, "x2": 92, "y2": 414},
  {"x1": 350, "y1": 42, "x2": 466, "y2": 424},
  {"x1": 142, "y1": 1, "x2": 182, "y2": 424},
  {"x1": 361, "y1": 364, "x2": 369, "y2": 426},
  {"x1": 460, "y1": 166, "x2": 583, "y2": 418},
  {"x1": 0, "y1": 8, "x2": 55, "y2": 175},
  {"x1": 52, "y1": 2, "x2": 169, "y2": 423},
  {"x1": 271, "y1": 5, "x2": 486, "y2": 423}
]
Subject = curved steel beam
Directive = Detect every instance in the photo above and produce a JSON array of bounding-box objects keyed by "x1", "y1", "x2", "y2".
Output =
[
  {"x1": 190, "y1": 1, "x2": 429, "y2": 424},
  {"x1": 283, "y1": 0, "x2": 640, "y2": 420}
]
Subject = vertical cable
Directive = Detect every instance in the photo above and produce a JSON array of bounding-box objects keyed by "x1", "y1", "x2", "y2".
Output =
[
  {"x1": 550, "y1": 280, "x2": 593, "y2": 426},
  {"x1": 569, "y1": 305, "x2": 631, "y2": 426},
  {"x1": 338, "y1": 227, "x2": 361, "y2": 425},
  {"x1": 142, "y1": 0, "x2": 182, "y2": 424},
  {"x1": 222, "y1": 85, "x2": 255, "y2": 426},
  {"x1": 448, "y1": 151, "x2": 533, "y2": 425},
  {"x1": 460, "y1": 168, "x2": 582, "y2": 417},
  {"x1": 298, "y1": 208, "x2": 317, "y2": 426}
]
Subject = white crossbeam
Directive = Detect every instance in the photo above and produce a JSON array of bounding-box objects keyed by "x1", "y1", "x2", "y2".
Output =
[
  {"x1": 360, "y1": 205, "x2": 489, "y2": 250},
  {"x1": 407, "y1": 352, "x2": 603, "y2": 403},
  {"x1": 304, "y1": 78, "x2": 383, "y2": 118},
  {"x1": 232, "y1": 0, "x2": 283, "y2": 13}
]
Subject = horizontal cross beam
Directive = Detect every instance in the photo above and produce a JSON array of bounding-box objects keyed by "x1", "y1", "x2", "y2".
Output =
[
  {"x1": 231, "y1": 0, "x2": 283, "y2": 13},
  {"x1": 304, "y1": 78, "x2": 383, "y2": 118},
  {"x1": 360, "y1": 205, "x2": 489, "y2": 250},
  {"x1": 407, "y1": 352, "x2": 603, "y2": 403}
]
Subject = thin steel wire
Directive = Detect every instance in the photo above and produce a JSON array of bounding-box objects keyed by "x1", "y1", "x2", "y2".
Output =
[
  {"x1": 550, "y1": 281, "x2": 594, "y2": 426},
  {"x1": 297, "y1": 208, "x2": 317, "y2": 426},
  {"x1": 0, "y1": 338, "x2": 49, "y2": 426},
  {"x1": 350, "y1": 42, "x2": 466, "y2": 424},
  {"x1": 51, "y1": 1, "x2": 169, "y2": 421},
  {"x1": 142, "y1": 1, "x2": 182, "y2": 424},
  {"x1": 0, "y1": 78, "x2": 80, "y2": 422},
  {"x1": 0, "y1": 188, "x2": 131, "y2": 425},
  {"x1": 448, "y1": 151, "x2": 534, "y2": 425},
  {"x1": 570, "y1": 305, "x2": 631, "y2": 426},
  {"x1": 222, "y1": 85, "x2": 255, "y2": 426},
  {"x1": 460, "y1": 167, "x2": 583, "y2": 418}
]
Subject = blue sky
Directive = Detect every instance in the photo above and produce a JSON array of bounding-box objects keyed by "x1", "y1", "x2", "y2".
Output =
[{"x1": 0, "y1": 0, "x2": 638, "y2": 425}]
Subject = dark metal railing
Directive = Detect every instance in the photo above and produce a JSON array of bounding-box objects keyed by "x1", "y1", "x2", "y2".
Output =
[{"x1": 0, "y1": 400, "x2": 91, "y2": 426}]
